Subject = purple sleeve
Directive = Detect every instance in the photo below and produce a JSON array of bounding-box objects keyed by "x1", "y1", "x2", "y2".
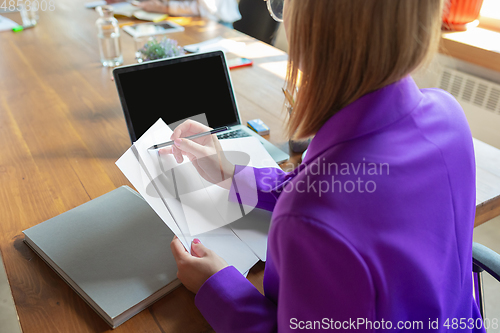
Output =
[
  {"x1": 269, "y1": 215, "x2": 376, "y2": 331},
  {"x1": 195, "y1": 266, "x2": 278, "y2": 332},
  {"x1": 195, "y1": 215, "x2": 376, "y2": 332},
  {"x1": 229, "y1": 165, "x2": 287, "y2": 211}
]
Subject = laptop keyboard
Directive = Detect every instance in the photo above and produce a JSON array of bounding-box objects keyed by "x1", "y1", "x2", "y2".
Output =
[{"x1": 217, "y1": 129, "x2": 251, "y2": 140}]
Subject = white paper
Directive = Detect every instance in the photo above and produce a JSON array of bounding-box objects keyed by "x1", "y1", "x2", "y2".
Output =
[
  {"x1": 219, "y1": 137, "x2": 280, "y2": 261},
  {"x1": 133, "y1": 10, "x2": 167, "y2": 21},
  {"x1": 116, "y1": 119, "x2": 282, "y2": 272},
  {"x1": 183, "y1": 36, "x2": 245, "y2": 54},
  {"x1": 0, "y1": 15, "x2": 19, "y2": 32},
  {"x1": 134, "y1": 122, "x2": 244, "y2": 236}
]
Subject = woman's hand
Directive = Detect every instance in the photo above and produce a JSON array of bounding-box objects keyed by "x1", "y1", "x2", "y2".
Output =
[
  {"x1": 170, "y1": 236, "x2": 228, "y2": 294},
  {"x1": 160, "y1": 119, "x2": 235, "y2": 189},
  {"x1": 131, "y1": 0, "x2": 168, "y2": 14}
]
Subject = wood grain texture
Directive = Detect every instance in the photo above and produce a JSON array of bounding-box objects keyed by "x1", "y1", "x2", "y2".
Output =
[
  {"x1": 440, "y1": 29, "x2": 500, "y2": 73},
  {"x1": 0, "y1": 1, "x2": 295, "y2": 331},
  {"x1": 1, "y1": 1, "x2": 499, "y2": 332},
  {"x1": 473, "y1": 139, "x2": 500, "y2": 227}
]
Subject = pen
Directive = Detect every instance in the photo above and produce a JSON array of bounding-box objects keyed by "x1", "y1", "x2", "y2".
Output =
[
  {"x1": 12, "y1": 24, "x2": 35, "y2": 32},
  {"x1": 282, "y1": 88, "x2": 295, "y2": 107},
  {"x1": 148, "y1": 126, "x2": 229, "y2": 150}
]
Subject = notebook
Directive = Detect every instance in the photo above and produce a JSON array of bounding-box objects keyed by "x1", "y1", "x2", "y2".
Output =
[{"x1": 23, "y1": 186, "x2": 181, "y2": 329}]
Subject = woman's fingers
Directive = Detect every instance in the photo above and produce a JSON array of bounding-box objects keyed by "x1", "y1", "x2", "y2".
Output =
[
  {"x1": 170, "y1": 120, "x2": 212, "y2": 140},
  {"x1": 170, "y1": 127, "x2": 185, "y2": 164},
  {"x1": 170, "y1": 127, "x2": 183, "y2": 141},
  {"x1": 159, "y1": 146, "x2": 196, "y2": 165},
  {"x1": 174, "y1": 138, "x2": 209, "y2": 159},
  {"x1": 191, "y1": 239, "x2": 209, "y2": 258},
  {"x1": 170, "y1": 236, "x2": 189, "y2": 263},
  {"x1": 169, "y1": 120, "x2": 213, "y2": 163},
  {"x1": 159, "y1": 146, "x2": 173, "y2": 155},
  {"x1": 172, "y1": 145, "x2": 184, "y2": 163}
]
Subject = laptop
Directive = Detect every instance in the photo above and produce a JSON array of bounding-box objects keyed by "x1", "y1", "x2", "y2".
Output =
[{"x1": 112, "y1": 51, "x2": 289, "y2": 164}]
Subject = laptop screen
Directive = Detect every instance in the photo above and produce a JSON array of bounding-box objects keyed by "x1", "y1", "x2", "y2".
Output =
[{"x1": 113, "y1": 51, "x2": 240, "y2": 141}]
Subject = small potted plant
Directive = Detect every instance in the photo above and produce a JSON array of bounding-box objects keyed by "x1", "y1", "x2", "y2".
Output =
[{"x1": 136, "y1": 37, "x2": 185, "y2": 63}]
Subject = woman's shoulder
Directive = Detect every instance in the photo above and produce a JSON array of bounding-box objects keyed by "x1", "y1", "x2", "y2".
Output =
[
  {"x1": 415, "y1": 86, "x2": 471, "y2": 135},
  {"x1": 410, "y1": 86, "x2": 475, "y2": 171}
]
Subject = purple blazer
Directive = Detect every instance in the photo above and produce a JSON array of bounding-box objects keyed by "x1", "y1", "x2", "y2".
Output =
[{"x1": 195, "y1": 77, "x2": 484, "y2": 332}]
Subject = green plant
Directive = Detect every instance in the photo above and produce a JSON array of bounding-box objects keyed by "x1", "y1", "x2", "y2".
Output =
[{"x1": 137, "y1": 37, "x2": 185, "y2": 62}]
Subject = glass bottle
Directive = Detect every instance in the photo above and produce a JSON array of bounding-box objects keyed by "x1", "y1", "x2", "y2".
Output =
[
  {"x1": 19, "y1": 3, "x2": 39, "y2": 27},
  {"x1": 95, "y1": 6, "x2": 123, "y2": 67}
]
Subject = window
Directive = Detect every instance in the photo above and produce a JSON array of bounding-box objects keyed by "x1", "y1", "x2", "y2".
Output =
[{"x1": 479, "y1": 0, "x2": 500, "y2": 32}]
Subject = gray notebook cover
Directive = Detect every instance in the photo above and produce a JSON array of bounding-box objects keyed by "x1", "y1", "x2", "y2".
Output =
[{"x1": 23, "y1": 186, "x2": 180, "y2": 327}]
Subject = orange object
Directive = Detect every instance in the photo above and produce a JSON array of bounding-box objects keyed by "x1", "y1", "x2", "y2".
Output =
[
  {"x1": 442, "y1": 0, "x2": 484, "y2": 31},
  {"x1": 118, "y1": 21, "x2": 136, "y2": 28}
]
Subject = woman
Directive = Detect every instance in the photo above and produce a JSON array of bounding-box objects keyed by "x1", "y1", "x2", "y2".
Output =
[{"x1": 167, "y1": 0, "x2": 484, "y2": 331}]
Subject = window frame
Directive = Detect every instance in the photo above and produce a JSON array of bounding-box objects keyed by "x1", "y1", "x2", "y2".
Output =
[{"x1": 478, "y1": 0, "x2": 500, "y2": 33}]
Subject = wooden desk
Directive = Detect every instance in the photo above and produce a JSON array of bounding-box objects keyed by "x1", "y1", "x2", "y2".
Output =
[
  {"x1": 0, "y1": 1, "x2": 499, "y2": 332},
  {"x1": 0, "y1": 2, "x2": 287, "y2": 332},
  {"x1": 473, "y1": 139, "x2": 500, "y2": 227}
]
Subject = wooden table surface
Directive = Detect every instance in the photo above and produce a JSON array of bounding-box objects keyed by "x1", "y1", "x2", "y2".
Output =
[
  {"x1": 473, "y1": 138, "x2": 500, "y2": 227},
  {"x1": 0, "y1": 1, "x2": 499, "y2": 332},
  {"x1": 0, "y1": 1, "x2": 291, "y2": 332}
]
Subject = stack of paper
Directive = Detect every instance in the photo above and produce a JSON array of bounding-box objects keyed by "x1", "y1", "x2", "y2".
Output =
[
  {"x1": 0, "y1": 15, "x2": 19, "y2": 32},
  {"x1": 116, "y1": 119, "x2": 279, "y2": 274}
]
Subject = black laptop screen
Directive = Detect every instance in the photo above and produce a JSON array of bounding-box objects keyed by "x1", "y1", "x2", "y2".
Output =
[{"x1": 113, "y1": 52, "x2": 240, "y2": 141}]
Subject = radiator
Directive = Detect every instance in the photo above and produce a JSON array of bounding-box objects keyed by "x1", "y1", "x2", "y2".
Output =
[{"x1": 437, "y1": 67, "x2": 500, "y2": 149}]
